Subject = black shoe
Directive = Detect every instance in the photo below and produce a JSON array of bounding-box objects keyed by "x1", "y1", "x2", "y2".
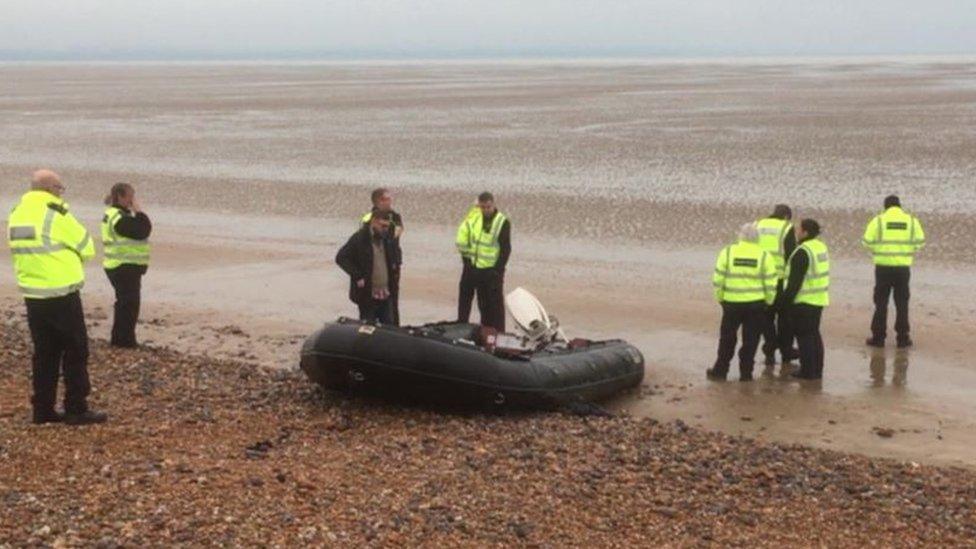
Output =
[
  {"x1": 64, "y1": 410, "x2": 108, "y2": 425},
  {"x1": 763, "y1": 355, "x2": 776, "y2": 366},
  {"x1": 32, "y1": 411, "x2": 64, "y2": 425},
  {"x1": 865, "y1": 338, "x2": 885, "y2": 348},
  {"x1": 740, "y1": 372, "x2": 754, "y2": 382},
  {"x1": 790, "y1": 371, "x2": 821, "y2": 381},
  {"x1": 897, "y1": 338, "x2": 913, "y2": 349},
  {"x1": 706, "y1": 368, "x2": 728, "y2": 381}
]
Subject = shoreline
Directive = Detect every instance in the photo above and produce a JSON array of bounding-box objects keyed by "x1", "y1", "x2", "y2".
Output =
[{"x1": 2, "y1": 189, "x2": 974, "y2": 469}]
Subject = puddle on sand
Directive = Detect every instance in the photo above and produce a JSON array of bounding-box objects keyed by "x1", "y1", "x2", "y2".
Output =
[
  {"x1": 611, "y1": 327, "x2": 975, "y2": 409},
  {"x1": 603, "y1": 327, "x2": 976, "y2": 467}
]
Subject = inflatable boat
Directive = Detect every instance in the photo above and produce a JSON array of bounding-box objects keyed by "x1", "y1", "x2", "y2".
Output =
[{"x1": 299, "y1": 288, "x2": 645, "y2": 409}]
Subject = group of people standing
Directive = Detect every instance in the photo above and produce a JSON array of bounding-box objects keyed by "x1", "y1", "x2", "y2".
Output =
[
  {"x1": 335, "y1": 189, "x2": 511, "y2": 331},
  {"x1": 5, "y1": 168, "x2": 926, "y2": 425},
  {"x1": 708, "y1": 196, "x2": 925, "y2": 382},
  {"x1": 6, "y1": 170, "x2": 151, "y2": 425}
]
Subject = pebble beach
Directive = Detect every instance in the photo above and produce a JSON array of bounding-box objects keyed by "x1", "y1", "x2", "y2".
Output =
[{"x1": 2, "y1": 309, "x2": 976, "y2": 547}]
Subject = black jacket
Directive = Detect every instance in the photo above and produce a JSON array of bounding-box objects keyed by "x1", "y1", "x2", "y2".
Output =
[
  {"x1": 105, "y1": 206, "x2": 152, "y2": 274},
  {"x1": 110, "y1": 207, "x2": 152, "y2": 240},
  {"x1": 336, "y1": 226, "x2": 401, "y2": 305},
  {"x1": 776, "y1": 236, "x2": 813, "y2": 309},
  {"x1": 361, "y1": 210, "x2": 404, "y2": 267}
]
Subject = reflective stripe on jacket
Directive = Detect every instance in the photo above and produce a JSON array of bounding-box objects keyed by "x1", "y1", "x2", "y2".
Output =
[
  {"x1": 712, "y1": 241, "x2": 778, "y2": 304},
  {"x1": 861, "y1": 206, "x2": 925, "y2": 267},
  {"x1": 786, "y1": 238, "x2": 830, "y2": 307},
  {"x1": 456, "y1": 210, "x2": 508, "y2": 269},
  {"x1": 7, "y1": 191, "x2": 94, "y2": 299},
  {"x1": 454, "y1": 205, "x2": 482, "y2": 260},
  {"x1": 754, "y1": 217, "x2": 792, "y2": 278},
  {"x1": 101, "y1": 206, "x2": 150, "y2": 269}
]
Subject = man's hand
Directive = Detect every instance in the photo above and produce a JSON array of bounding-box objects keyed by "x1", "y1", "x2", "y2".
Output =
[{"x1": 356, "y1": 279, "x2": 366, "y2": 288}]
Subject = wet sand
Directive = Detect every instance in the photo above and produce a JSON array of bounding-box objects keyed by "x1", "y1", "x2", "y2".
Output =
[{"x1": 2, "y1": 59, "x2": 976, "y2": 471}]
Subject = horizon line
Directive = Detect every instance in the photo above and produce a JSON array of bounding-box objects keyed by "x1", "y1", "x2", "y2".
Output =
[{"x1": 2, "y1": 51, "x2": 975, "y2": 64}]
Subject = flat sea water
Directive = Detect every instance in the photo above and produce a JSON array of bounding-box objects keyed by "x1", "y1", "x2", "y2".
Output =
[{"x1": 1, "y1": 57, "x2": 975, "y2": 212}]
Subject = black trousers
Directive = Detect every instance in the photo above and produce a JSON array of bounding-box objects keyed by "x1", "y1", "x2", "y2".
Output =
[
  {"x1": 474, "y1": 267, "x2": 505, "y2": 331},
  {"x1": 25, "y1": 292, "x2": 91, "y2": 415},
  {"x1": 761, "y1": 279, "x2": 795, "y2": 361},
  {"x1": 358, "y1": 298, "x2": 393, "y2": 324},
  {"x1": 457, "y1": 260, "x2": 477, "y2": 323},
  {"x1": 105, "y1": 265, "x2": 144, "y2": 347},
  {"x1": 871, "y1": 266, "x2": 911, "y2": 343},
  {"x1": 789, "y1": 304, "x2": 824, "y2": 379},
  {"x1": 389, "y1": 287, "x2": 401, "y2": 326},
  {"x1": 712, "y1": 301, "x2": 765, "y2": 376}
]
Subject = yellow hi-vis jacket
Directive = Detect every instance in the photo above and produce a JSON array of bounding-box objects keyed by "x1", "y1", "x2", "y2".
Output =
[
  {"x1": 754, "y1": 217, "x2": 793, "y2": 278},
  {"x1": 861, "y1": 206, "x2": 925, "y2": 267},
  {"x1": 454, "y1": 205, "x2": 482, "y2": 261},
  {"x1": 7, "y1": 190, "x2": 95, "y2": 299},
  {"x1": 712, "y1": 240, "x2": 778, "y2": 304},
  {"x1": 786, "y1": 238, "x2": 831, "y2": 307},
  {"x1": 102, "y1": 206, "x2": 150, "y2": 269},
  {"x1": 456, "y1": 209, "x2": 507, "y2": 269}
]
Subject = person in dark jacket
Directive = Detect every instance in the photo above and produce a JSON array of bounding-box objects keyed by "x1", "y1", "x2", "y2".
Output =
[
  {"x1": 101, "y1": 183, "x2": 152, "y2": 348},
  {"x1": 336, "y1": 211, "x2": 401, "y2": 324},
  {"x1": 360, "y1": 187, "x2": 404, "y2": 324},
  {"x1": 774, "y1": 219, "x2": 831, "y2": 380}
]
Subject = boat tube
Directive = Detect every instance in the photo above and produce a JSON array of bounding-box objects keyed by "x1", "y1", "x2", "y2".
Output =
[{"x1": 299, "y1": 318, "x2": 645, "y2": 409}]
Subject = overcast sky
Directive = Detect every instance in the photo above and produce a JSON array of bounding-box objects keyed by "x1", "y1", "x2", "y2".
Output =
[{"x1": 1, "y1": 0, "x2": 974, "y2": 59}]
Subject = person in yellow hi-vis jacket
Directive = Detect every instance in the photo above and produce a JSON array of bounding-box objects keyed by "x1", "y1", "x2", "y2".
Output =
[
  {"x1": 754, "y1": 204, "x2": 798, "y2": 366},
  {"x1": 775, "y1": 219, "x2": 831, "y2": 380},
  {"x1": 862, "y1": 195, "x2": 925, "y2": 348},
  {"x1": 6, "y1": 169, "x2": 107, "y2": 425},
  {"x1": 707, "y1": 223, "x2": 778, "y2": 382},
  {"x1": 102, "y1": 182, "x2": 152, "y2": 347},
  {"x1": 455, "y1": 202, "x2": 481, "y2": 323},
  {"x1": 455, "y1": 192, "x2": 510, "y2": 331}
]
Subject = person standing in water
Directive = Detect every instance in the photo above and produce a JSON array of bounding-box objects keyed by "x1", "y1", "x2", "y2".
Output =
[
  {"x1": 862, "y1": 195, "x2": 925, "y2": 348},
  {"x1": 754, "y1": 204, "x2": 798, "y2": 368},
  {"x1": 707, "y1": 223, "x2": 778, "y2": 382},
  {"x1": 101, "y1": 183, "x2": 152, "y2": 348},
  {"x1": 776, "y1": 219, "x2": 831, "y2": 380}
]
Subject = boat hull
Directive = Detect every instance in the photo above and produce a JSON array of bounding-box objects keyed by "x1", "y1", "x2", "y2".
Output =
[{"x1": 300, "y1": 319, "x2": 645, "y2": 409}]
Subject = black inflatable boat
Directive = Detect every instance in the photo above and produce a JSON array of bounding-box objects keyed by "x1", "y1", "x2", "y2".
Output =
[{"x1": 299, "y1": 318, "x2": 644, "y2": 409}]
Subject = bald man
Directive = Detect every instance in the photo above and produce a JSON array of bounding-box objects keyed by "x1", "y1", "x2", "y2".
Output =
[{"x1": 7, "y1": 170, "x2": 107, "y2": 425}]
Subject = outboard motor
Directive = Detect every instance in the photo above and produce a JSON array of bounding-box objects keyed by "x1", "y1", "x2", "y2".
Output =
[{"x1": 505, "y1": 287, "x2": 568, "y2": 348}]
